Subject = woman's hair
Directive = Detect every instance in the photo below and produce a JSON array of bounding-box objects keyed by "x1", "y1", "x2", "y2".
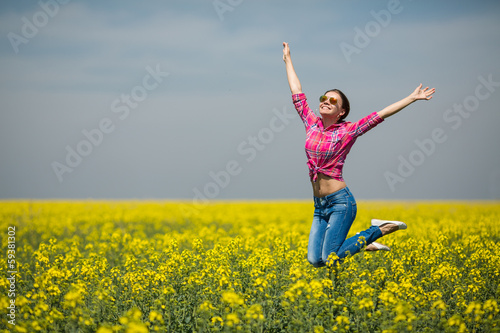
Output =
[{"x1": 324, "y1": 89, "x2": 350, "y2": 121}]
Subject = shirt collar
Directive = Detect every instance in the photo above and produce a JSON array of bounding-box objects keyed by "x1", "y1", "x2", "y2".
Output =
[{"x1": 318, "y1": 118, "x2": 345, "y2": 131}]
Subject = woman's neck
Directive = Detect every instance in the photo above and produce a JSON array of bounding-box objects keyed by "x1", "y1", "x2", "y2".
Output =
[{"x1": 321, "y1": 115, "x2": 338, "y2": 129}]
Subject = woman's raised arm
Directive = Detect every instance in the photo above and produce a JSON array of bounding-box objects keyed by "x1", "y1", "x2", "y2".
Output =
[
  {"x1": 377, "y1": 84, "x2": 435, "y2": 119},
  {"x1": 283, "y1": 42, "x2": 302, "y2": 95}
]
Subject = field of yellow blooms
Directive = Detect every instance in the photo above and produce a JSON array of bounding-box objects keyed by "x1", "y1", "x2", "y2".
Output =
[{"x1": 1, "y1": 200, "x2": 499, "y2": 332}]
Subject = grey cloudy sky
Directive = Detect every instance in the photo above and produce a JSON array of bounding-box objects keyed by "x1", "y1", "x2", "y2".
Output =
[{"x1": 1, "y1": 0, "x2": 499, "y2": 200}]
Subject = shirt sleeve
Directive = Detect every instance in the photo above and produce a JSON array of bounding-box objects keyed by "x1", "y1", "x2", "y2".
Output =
[
  {"x1": 346, "y1": 111, "x2": 384, "y2": 138},
  {"x1": 292, "y1": 93, "x2": 318, "y2": 130}
]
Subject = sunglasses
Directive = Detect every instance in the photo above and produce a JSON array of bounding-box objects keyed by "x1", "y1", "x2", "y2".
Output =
[{"x1": 319, "y1": 95, "x2": 337, "y2": 105}]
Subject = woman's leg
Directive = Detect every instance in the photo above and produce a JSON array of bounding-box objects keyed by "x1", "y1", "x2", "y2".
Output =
[
  {"x1": 321, "y1": 194, "x2": 356, "y2": 265},
  {"x1": 308, "y1": 188, "x2": 389, "y2": 267},
  {"x1": 322, "y1": 188, "x2": 388, "y2": 265},
  {"x1": 336, "y1": 226, "x2": 383, "y2": 258},
  {"x1": 307, "y1": 208, "x2": 328, "y2": 268}
]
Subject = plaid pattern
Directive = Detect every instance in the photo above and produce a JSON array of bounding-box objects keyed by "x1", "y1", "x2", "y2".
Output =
[{"x1": 292, "y1": 93, "x2": 384, "y2": 182}]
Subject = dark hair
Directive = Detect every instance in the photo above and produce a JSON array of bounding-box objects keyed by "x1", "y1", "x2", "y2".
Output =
[{"x1": 324, "y1": 89, "x2": 350, "y2": 121}]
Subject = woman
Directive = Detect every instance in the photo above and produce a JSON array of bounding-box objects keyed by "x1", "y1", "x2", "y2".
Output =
[{"x1": 282, "y1": 42, "x2": 435, "y2": 268}]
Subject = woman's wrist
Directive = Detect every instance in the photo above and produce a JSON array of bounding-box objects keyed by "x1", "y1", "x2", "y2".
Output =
[{"x1": 406, "y1": 95, "x2": 417, "y2": 104}]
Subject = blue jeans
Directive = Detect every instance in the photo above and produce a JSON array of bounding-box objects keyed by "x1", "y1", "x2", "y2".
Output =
[{"x1": 307, "y1": 187, "x2": 383, "y2": 268}]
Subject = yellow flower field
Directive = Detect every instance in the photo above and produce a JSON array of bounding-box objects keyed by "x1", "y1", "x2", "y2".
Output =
[{"x1": 1, "y1": 201, "x2": 499, "y2": 332}]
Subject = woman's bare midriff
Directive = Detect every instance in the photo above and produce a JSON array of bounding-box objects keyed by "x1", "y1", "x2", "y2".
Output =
[{"x1": 311, "y1": 173, "x2": 347, "y2": 198}]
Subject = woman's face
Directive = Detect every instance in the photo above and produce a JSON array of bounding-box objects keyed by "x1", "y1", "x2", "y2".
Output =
[{"x1": 319, "y1": 91, "x2": 345, "y2": 121}]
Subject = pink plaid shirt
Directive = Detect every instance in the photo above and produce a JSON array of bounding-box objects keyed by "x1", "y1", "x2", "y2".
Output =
[{"x1": 293, "y1": 93, "x2": 384, "y2": 182}]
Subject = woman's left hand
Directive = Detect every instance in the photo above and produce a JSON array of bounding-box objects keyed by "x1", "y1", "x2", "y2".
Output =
[
  {"x1": 411, "y1": 84, "x2": 436, "y2": 101},
  {"x1": 377, "y1": 84, "x2": 436, "y2": 119}
]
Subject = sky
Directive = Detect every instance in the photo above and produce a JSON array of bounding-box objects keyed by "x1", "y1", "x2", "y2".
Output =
[{"x1": 1, "y1": 0, "x2": 500, "y2": 201}]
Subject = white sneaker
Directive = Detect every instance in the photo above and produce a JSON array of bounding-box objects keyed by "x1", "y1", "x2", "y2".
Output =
[
  {"x1": 371, "y1": 242, "x2": 391, "y2": 251},
  {"x1": 371, "y1": 219, "x2": 407, "y2": 230}
]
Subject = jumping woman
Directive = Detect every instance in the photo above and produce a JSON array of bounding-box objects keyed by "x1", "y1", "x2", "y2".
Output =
[{"x1": 282, "y1": 42, "x2": 435, "y2": 268}]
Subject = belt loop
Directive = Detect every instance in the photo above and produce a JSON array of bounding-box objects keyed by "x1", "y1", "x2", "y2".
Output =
[{"x1": 323, "y1": 193, "x2": 330, "y2": 206}]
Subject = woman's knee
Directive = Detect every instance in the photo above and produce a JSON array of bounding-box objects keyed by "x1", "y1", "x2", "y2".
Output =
[{"x1": 307, "y1": 253, "x2": 324, "y2": 268}]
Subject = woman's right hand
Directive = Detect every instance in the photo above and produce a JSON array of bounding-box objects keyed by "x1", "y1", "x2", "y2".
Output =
[
  {"x1": 283, "y1": 42, "x2": 302, "y2": 94},
  {"x1": 283, "y1": 42, "x2": 290, "y2": 62}
]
